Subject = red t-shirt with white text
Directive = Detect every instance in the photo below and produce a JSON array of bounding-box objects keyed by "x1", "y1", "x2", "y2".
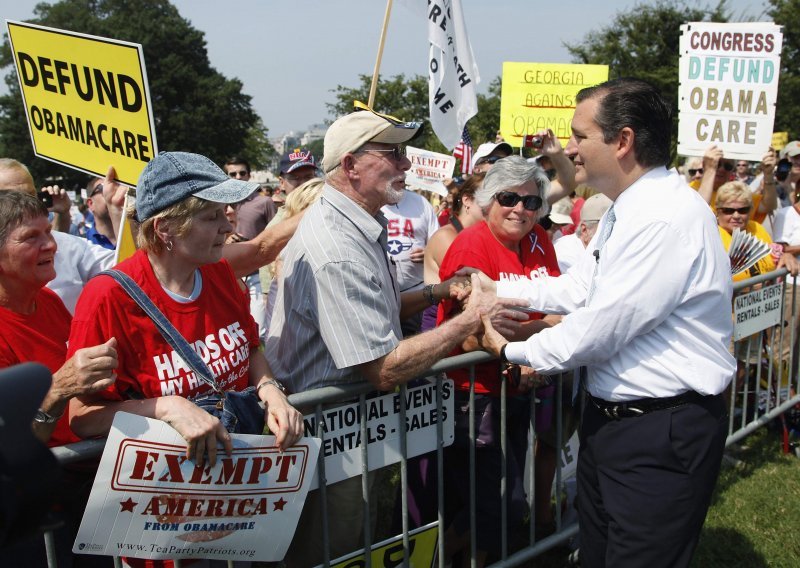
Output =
[
  {"x1": 68, "y1": 250, "x2": 259, "y2": 403},
  {"x1": 438, "y1": 221, "x2": 560, "y2": 395}
]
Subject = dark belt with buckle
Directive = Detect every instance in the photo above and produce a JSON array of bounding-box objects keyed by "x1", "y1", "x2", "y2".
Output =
[{"x1": 587, "y1": 390, "x2": 705, "y2": 419}]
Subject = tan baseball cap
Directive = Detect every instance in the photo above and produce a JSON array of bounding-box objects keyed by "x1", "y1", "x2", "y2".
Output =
[
  {"x1": 322, "y1": 109, "x2": 423, "y2": 173},
  {"x1": 580, "y1": 193, "x2": 613, "y2": 222}
]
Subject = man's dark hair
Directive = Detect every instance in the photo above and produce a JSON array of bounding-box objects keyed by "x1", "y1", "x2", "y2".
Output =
[
  {"x1": 576, "y1": 77, "x2": 672, "y2": 168},
  {"x1": 224, "y1": 156, "x2": 251, "y2": 173},
  {"x1": 0, "y1": 190, "x2": 48, "y2": 247}
]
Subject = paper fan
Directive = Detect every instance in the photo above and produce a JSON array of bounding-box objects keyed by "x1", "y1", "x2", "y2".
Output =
[{"x1": 728, "y1": 228, "x2": 771, "y2": 276}]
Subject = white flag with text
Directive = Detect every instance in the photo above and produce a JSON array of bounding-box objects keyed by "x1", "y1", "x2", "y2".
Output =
[{"x1": 402, "y1": 0, "x2": 480, "y2": 149}]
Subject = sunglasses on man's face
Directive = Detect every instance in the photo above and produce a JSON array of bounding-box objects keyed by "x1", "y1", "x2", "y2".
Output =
[
  {"x1": 688, "y1": 168, "x2": 704, "y2": 176},
  {"x1": 356, "y1": 146, "x2": 406, "y2": 162},
  {"x1": 89, "y1": 183, "x2": 103, "y2": 197},
  {"x1": 718, "y1": 206, "x2": 751, "y2": 215},
  {"x1": 718, "y1": 162, "x2": 734, "y2": 172},
  {"x1": 495, "y1": 191, "x2": 543, "y2": 211}
]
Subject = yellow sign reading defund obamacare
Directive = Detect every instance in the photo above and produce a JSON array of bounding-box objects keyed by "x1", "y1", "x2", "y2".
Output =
[
  {"x1": 500, "y1": 62, "x2": 608, "y2": 147},
  {"x1": 6, "y1": 21, "x2": 157, "y2": 187}
]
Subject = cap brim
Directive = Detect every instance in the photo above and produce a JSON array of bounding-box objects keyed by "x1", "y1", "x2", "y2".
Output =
[
  {"x1": 284, "y1": 160, "x2": 317, "y2": 174},
  {"x1": 371, "y1": 121, "x2": 424, "y2": 145},
  {"x1": 548, "y1": 214, "x2": 573, "y2": 225},
  {"x1": 193, "y1": 178, "x2": 260, "y2": 204}
]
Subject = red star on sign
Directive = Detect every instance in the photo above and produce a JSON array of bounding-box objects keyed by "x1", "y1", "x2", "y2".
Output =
[
  {"x1": 119, "y1": 498, "x2": 138, "y2": 513},
  {"x1": 273, "y1": 497, "x2": 287, "y2": 511}
]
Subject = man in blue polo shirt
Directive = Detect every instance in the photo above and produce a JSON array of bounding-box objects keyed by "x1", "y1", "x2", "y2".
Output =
[{"x1": 85, "y1": 176, "x2": 116, "y2": 250}]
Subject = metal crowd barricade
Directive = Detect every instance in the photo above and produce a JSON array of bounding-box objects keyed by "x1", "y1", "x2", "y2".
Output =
[
  {"x1": 727, "y1": 268, "x2": 800, "y2": 446},
  {"x1": 42, "y1": 271, "x2": 800, "y2": 567}
]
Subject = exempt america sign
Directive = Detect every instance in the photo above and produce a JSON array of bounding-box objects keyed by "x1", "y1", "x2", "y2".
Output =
[{"x1": 74, "y1": 413, "x2": 320, "y2": 562}]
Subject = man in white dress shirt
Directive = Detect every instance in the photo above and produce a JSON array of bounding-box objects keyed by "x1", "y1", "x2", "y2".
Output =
[{"x1": 475, "y1": 78, "x2": 735, "y2": 568}]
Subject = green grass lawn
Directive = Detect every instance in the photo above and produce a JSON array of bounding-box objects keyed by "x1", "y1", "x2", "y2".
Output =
[
  {"x1": 522, "y1": 427, "x2": 800, "y2": 568},
  {"x1": 692, "y1": 428, "x2": 800, "y2": 568}
]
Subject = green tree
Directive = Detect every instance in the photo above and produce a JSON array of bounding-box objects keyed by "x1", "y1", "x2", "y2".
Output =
[
  {"x1": 564, "y1": 0, "x2": 730, "y2": 161},
  {"x1": 241, "y1": 118, "x2": 276, "y2": 171},
  {"x1": 305, "y1": 137, "x2": 325, "y2": 164},
  {"x1": 470, "y1": 77, "x2": 502, "y2": 147},
  {"x1": 0, "y1": 0, "x2": 268, "y2": 185},
  {"x1": 769, "y1": 0, "x2": 800, "y2": 139}
]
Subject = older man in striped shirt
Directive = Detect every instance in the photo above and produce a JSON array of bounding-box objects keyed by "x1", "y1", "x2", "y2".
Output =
[{"x1": 266, "y1": 107, "x2": 524, "y2": 565}]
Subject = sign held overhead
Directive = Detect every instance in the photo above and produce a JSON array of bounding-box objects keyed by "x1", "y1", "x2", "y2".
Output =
[
  {"x1": 6, "y1": 20, "x2": 158, "y2": 186},
  {"x1": 677, "y1": 22, "x2": 783, "y2": 161}
]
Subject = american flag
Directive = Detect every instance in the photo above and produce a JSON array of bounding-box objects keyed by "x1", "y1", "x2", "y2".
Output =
[{"x1": 453, "y1": 127, "x2": 474, "y2": 175}]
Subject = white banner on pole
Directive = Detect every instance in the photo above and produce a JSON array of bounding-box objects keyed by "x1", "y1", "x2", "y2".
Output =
[{"x1": 400, "y1": 0, "x2": 480, "y2": 149}]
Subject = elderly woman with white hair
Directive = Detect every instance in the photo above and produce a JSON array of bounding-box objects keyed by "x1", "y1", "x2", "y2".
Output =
[{"x1": 436, "y1": 155, "x2": 561, "y2": 565}]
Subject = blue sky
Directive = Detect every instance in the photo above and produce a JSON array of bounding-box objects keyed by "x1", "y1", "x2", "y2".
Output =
[{"x1": 3, "y1": 0, "x2": 770, "y2": 137}]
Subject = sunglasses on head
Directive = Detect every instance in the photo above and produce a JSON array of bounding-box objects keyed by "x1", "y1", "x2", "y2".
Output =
[
  {"x1": 495, "y1": 191, "x2": 543, "y2": 211},
  {"x1": 355, "y1": 146, "x2": 406, "y2": 162},
  {"x1": 688, "y1": 168, "x2": 703, "y2": 176},
  {"x1": 718, "y1": 206, "x2": 751, "y2": 215}
]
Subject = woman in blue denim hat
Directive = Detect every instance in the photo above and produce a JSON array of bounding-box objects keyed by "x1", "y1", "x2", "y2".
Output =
[{"x1": 67, "y1": 152, "x2": 303, "y2": 467}]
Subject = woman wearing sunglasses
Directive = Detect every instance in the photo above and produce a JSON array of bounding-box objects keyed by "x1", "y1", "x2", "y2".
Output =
[
  {"x1": 695, "y1": 144, "x2": 777, "y2": 223},
  {"x1": 436, "y1": 155, "x2": 561, "y2": 566},
  {"x1": 715, "y1": 181, "x2": 777, "y2": 282}
]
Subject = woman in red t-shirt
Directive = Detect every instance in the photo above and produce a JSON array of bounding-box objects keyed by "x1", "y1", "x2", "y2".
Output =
[
  {"x1": 437, "y1": 155, "x2": 561, "y2": 565},
  {"x1": 68, "y1": 153, "x2": 303, "y2": 467},
  {"x1": 0, "y1": 187, "x2": 118, "y2": 448}
]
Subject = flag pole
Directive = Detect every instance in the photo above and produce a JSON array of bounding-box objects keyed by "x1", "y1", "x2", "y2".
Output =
[{"x1": 368, "y1": 0, "x2": 394, "y2": 108}]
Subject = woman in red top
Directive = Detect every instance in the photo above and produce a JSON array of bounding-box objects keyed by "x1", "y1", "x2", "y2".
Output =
[
  {"x1": 69, "y1": 153, "x2": 303, "y2": 468},
  {"x1": 437, "y1": 155, "x2": 561, "y2": 565}
]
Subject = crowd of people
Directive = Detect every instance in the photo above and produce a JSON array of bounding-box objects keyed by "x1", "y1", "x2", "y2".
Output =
[{"x1": 3, "y1": 76, "x2": 800, "y2": 568}]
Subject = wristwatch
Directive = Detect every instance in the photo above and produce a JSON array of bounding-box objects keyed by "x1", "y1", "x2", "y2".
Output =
[
  {"x1": 34, "y1": 408, "x2": 59, "y2": 424},
  {"x1": 500, "y1": 342, "x2": 510, "y2": 365},
  {"x1": 256, "y1": 379, "x2": 286, "y2": 394}
]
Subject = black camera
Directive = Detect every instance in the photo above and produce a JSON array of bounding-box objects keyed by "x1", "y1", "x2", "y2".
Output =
[
  {"x1": 36, "y1": 190, "x2": 53, "y2": 209},
  {"x1": 776, "y1": 159, "x2": 791, "y2": 182}
]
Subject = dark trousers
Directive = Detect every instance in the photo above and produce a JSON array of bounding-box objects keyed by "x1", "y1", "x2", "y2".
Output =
[{"x1": 577, "y1": 393, "x2": 727, "y2": 568}]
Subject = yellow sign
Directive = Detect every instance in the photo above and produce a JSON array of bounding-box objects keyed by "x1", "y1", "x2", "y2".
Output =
[
  {"x1": 6, "y1": 20, "x2": 157, "y2": 187},
  {"x1": 500, "y1": 62, "x2": 609, "y2": 147},
  {"x1": 326, "y1": 522, "x2": 439, "y2": 568},
  {"x1": 114, "y1": 193, "x2": 138, "y2": 264},
  {"x1": 772, "y1": 131, "x2": 789, "y2": 152}
]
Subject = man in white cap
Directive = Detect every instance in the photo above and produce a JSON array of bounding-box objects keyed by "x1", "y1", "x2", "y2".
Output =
[
  {"x1": 266, "y1": 107, "x2": 525, "y2": 565},
  {"x1": 554, "y1": 193, "x2": 614, "y2": 273},
  {"x1": 472, "y1": 141, "x2": 512, "y2": 173}
]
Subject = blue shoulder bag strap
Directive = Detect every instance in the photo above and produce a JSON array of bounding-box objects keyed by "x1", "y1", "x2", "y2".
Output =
[{"x1": 98, "y1": 269, "x2": 222, "y2": 394}]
